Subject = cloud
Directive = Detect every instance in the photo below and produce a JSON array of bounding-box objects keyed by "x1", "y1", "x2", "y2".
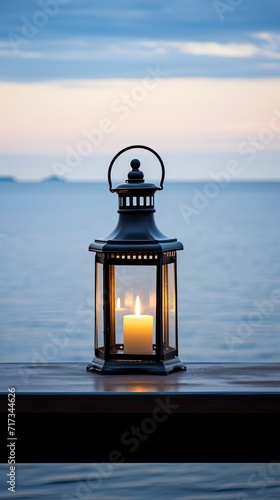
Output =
[
  {"x1": 1, "y1": 31, "x2": 279, "y2": 78},
  {"x1": 142, "y1": 40, "x2": 258, "y2": 58},
  {"x1": 253, "y1": 32, "x2": 280, "y2": 59},
  {"x1": 142, "y1": 32, "x2": 280, "y2": 60},
  {"x1": 1, "y1": 35, "x2": 277, "y2": 61},
  {"x1": 0, "y1": 42, "x2": 41, "y2": 59}
]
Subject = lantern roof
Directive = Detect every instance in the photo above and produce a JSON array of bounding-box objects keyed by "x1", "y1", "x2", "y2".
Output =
[{"x1": 89, "y1": 146, "x2": 184, "y2": 254}]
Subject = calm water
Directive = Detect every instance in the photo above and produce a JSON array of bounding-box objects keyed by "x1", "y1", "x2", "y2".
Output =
[
  {"x1": 0, "y1": 463, "x2": 280, "y2": 499},
  {"x1": 1, "y1": 181, "x2": 280, "y2": 499},
  {"x1": 0, "y1": 181, "x2": 280, "y2": 363}
]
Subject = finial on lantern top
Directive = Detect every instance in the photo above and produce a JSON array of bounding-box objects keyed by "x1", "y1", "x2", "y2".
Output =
[
  {"x1": 108, "y1": 145, "x2": 165, "y2": 193},
  {"x1": 127, "y1": 159, "x2": 144, "y2": 183}
]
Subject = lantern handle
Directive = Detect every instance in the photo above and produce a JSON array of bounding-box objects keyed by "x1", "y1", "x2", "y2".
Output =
[{"x1": 108, "y1": 145, "x2": 165, "y2": 193}]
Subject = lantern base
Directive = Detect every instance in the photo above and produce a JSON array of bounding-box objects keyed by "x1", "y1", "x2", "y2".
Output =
[{"x1": 87, "y1": 357, "x2": 186, "y2": 375}]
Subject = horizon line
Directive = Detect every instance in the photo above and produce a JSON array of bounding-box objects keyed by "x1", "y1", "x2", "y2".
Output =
[{"x1": 1, "y1": 176, "x2": 280, "y2": 184}]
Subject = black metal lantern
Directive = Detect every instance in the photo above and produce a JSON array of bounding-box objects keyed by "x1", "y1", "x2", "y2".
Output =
[{"x1": 87, "y1": 145, "x2": 186, "y2": 375}]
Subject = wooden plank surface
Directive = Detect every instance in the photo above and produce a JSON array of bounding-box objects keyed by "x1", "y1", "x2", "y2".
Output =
[{"x1": 1, "y1": 362, "x2": 280, "y2": 394}]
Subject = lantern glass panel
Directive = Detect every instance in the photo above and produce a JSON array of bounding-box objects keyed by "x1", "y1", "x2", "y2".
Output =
[
  {"x1": 112, "y1": 264, "x2": 156, "y2": 355},
  {"x1": 163, "y1": 262, "x2": 177, "y2": 353},
  {"x1": 95, "y1": 261, "x2": 104, "y2": 352}
]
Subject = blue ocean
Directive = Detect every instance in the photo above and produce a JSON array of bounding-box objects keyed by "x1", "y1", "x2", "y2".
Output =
[
  {"x1": 0, "y1": 180, "x2": 280, "y2": 498},
  {"x1": 1, "y1": 462, "x2": 280, "y2": 499},
  {"x1": 1, "y1": 180, "x2": 280, "y2": 364}
]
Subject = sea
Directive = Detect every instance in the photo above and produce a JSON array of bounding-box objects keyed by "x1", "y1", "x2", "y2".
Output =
[{"x1": 0, "y1": 180, "x2": 280, "y2": 499}]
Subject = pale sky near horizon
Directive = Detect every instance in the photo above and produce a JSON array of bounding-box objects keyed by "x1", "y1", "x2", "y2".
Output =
[{"x1": 0, "y1": 0, "x2": 280, "y2": 180}]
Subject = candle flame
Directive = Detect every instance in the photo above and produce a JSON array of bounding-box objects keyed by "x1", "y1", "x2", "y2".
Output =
[
  {"x1": 116, "y1": 297, "x2": 121, "y2": 309},
  {"x1": 135, "y1": 295, "x2": 141, "y2": 315}
]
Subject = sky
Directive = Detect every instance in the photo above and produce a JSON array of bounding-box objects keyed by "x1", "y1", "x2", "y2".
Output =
[{"x1": 0, "y1": 0, "x2": 280, "y2": 180}]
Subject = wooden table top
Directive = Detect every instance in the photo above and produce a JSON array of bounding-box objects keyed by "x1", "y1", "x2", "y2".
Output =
[
  {"x1": 1, "y1": 362, "x2": 279, "y2": 394},
  {"x1": 1, "y1": 363, "x2": 279, "y2": 462}
]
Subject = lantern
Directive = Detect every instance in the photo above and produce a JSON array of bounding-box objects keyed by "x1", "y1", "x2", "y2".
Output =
[{"x1": 87, "y1": 145, "x2": 186, "y2": 374}]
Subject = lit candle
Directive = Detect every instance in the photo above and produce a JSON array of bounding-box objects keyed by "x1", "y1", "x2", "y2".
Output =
[{"x1": 123, "y1": 295, "x2": 153, "y2": 354}]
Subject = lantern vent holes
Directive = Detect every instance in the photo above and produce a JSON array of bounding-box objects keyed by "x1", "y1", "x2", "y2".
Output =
[
  {"x1": 119, "y1": 195, "x2": 154, "y2": 209},
  {"x1": 104, "y1": 252, "x2": 161, "y2": 263}
]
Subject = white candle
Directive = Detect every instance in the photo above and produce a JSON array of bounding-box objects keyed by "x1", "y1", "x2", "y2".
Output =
[{"x1": 123, "y1": 296, "x2": 153, "y2": 354}]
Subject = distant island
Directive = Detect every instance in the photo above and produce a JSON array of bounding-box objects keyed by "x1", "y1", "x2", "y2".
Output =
[
  {"x1": 0, "y1": 175, "x2": 66, "y2": 183},
  {"x1": 0, "y1": 176, "x2": 16, "y2": 182},
  {"x1": 41, "y1": 176, "x2": 66, "y2": 183}
]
